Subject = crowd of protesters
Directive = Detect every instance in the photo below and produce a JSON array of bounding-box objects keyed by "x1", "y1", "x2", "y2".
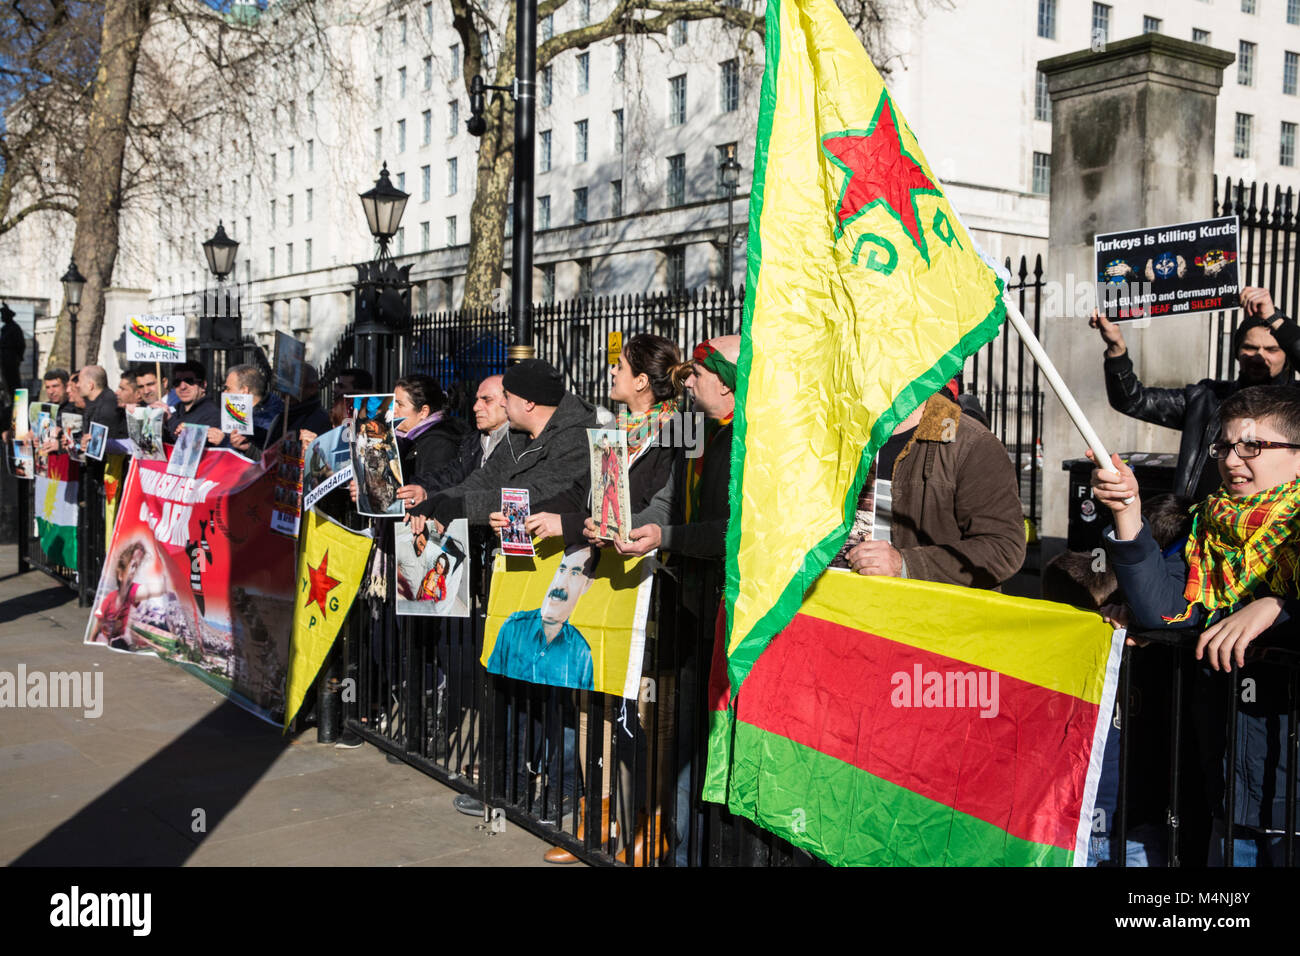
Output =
[{"x1": 5, "y1": 282, "x2": 1300, "y2": 868}]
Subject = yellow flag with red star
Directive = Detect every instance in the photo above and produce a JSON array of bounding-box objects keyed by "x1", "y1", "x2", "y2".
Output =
[
  {"x1": 722, "y1": 0, "x2": 1008, "y2": 692},
  {"x1": 284, "y1": 508, "x2": 373, "y2": 731}
]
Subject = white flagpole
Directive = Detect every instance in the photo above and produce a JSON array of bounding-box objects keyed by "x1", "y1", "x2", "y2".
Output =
[{"x1": 1002, "y1": 294, "x2": 1118, "y2": 476}]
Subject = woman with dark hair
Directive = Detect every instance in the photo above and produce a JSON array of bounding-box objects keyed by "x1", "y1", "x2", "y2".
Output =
[
  {"x1": 516, "y1": 333, "x2": 687, "y2": 546},
  {"x1": 392, "y1": 373, "x2": 469, "y2": 491}
]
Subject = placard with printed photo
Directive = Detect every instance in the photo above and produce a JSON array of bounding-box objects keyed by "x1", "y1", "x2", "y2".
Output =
[
  {"x1": 85, "y1": 422, "x2": 109, "y2": 461},
  {"x1": 395, "y1": 518, "x2": 471, "y2": 617},
  {"x1": 221, "y1": 392, "x2": 255, "y2": 436},
  {"x1": 349, "y1": 395, "x2": 404, "y2": 518},
  {"x1": 500, "y1": 487, "x2": 534, "y2": 556}
]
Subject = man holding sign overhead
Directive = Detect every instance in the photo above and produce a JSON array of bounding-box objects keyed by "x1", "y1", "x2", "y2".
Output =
[{"x1": 1092, "y1": 286, "x2": 1300, "y2": 502}]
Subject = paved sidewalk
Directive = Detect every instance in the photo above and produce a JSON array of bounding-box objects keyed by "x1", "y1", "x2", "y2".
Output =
[{"x1": 0, "y1": 545, "x2": 558, "y2": 867}]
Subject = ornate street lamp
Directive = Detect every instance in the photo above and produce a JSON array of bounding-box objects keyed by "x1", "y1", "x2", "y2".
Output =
[
  {"x1": 719, "y1": 152, "x2": 743, "y2": 291},
  {"x1": 60, "y1": 257, "x2": 86, "y2": 370},
  {"x1": 202, "y1": 220, "x2": 239, "y2": 280},
  {"x1": 358, "y1": 162, "x2": 409, "y2": 259}
]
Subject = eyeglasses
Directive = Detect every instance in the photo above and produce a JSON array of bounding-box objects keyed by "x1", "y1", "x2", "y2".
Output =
[
  {"x1": 173, "y1": 375, "x2": 198, "y2": 386},
  {"x1": 1208, "y1": 439, "x2": 1300, "y2": 459}
]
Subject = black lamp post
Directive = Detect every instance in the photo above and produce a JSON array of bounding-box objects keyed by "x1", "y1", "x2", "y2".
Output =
[
  {"x1": 719, "y1": 153, "x2": 742, "y2": 292},
  {"x1": 466, "y1": 0, "x2": 538, "y2": 364},
  {"x1": 354, "y1": 162, "x2": 412, "y2": 388},
  {"x1": 200, "y1": 222, "x2": 242, "y2": 365},
  {"x1": 60, "y1": 258, "x2": 86, "y2": 371}
]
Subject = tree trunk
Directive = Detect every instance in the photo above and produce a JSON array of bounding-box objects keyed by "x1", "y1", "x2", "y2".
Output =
[
  {"x1": 461, "y1": 7, "x2": 517, "y2": 311},
  {"x1": 47, "y1": 0, "x2": 154, "y2": 373}
]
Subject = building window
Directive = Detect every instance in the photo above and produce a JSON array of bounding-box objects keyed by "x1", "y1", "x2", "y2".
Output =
[
  {"x1": 287, "y1": 194, "x2": 294, "y2": 226},
  {"x1": 396, "y1": 171, "x2": 405, "y2": 192},
  {"x1": 399, "y1": 14, "x2": 407, "y2": 44},
  {"x1": 374, "y1": 75, "x2": 382, "y2": 102},
  {"x1": 271, "y1": 152, "x2": 277, "y2": 180},
  {"x1": 577, "y1": 53, "x2": 590, "y2": 94},
  {"x1": 716, "y1": 143, "x2": 737, "y2": 197},
  {"x1": 1290, "y1": 0, "x2": 1300, "y2": 26},
  {"x1": 671, "y1": 19, "x2": 687, "y2": 46},
  {"x1": 1287, "y1": 52, "x2": 1298, "y2": 95},
  {"x1": 505, "y1": 202, "x2": 513, "y2": 237},
  {"x1": 423, "y1": 110, "x2": 432, "y2": 145},
  {"x1": 540, "y1": 263, "x2": 556, "y2": 303},
  {"x1": 575, "y1": 119, "x2": 588, "y2": 163},
  {"x1": 306, "y1": 188, "x2": 313, "y2": 221},
  {"x1": 307, "y1": 91, "x2": 314, "y2": 115},
  {"x1": 669, "y1": 74, "x2": 687, "y2": 126},
  {"x1": 539, "y1": 195, "x2": 551, "y2": 229},
  {"x1": 1143, "y1": 15, "x2": 1161, "y2": 34},
  {"x1": 611, "y1": 179, "x2": 623, "y2": 217},
  {"x1": 541, "y1": 13, "x2": 553, "y2": 40},
  {"x1": 287, "y1": 243, "x2": 294, "y2": 273},
  {"x1": 450, "y1": 44, "x2": 460, "y2": 76},
  {"x1": 269, "y1": 246, "x2": 276, "y2": 275},
  {"x1": 424, "y1": 1, "x2": 432, "y2": 32},
  {"x1": 307, "y1": 139, "x2": 314, "y2": 170},
  {"x1": 1283, "y1": 122, "x2": 1297, "y2": 166},
  {"x1": 424, "y1": 56, "x2": 433, "y2": 90},
  {"x1": 422, "y1": 165, "x2": 431, "y2": 201},
  {"x1": 615, "y1": 40, "x2": 625, "y2": 80},
  {"x1": 540, "y1": 66, "x2": 552, "y2": 107},
  {"x1": 540, "y1": 129, "x2": 552, "y2": 172},
  {"x1": 579, "y1": 258, "x2": 593, "y2": 298},
  {"x1": 1037, "y1": 0, "x2": 1055, "y2": 39},
  {"x1": 448, "y1": 157, "x2": 458, "y2": 195},
  {"x1": 270, "y1": 198, "x2": 276, "y2": 229},
  {"x1": 665, "y1": 247, "x2": 686, "y2": 293},
  {"x1": 1240, "y1": 41, "x2": 1256, "y2": 86},
  {"x1": 396, "y1": 227, "x2": 405, "y2": 255},
  {"x1": 420, "y1": 221, "x2": 430, "y2": 250},
  {"x1": 1193, "y1": 28, "x2": 1211, "y2": 44},
  {"x1": 1242, "y1": 0, "x2": 1256, "y2": 12},
  {"x1": 305, "y1": 238, "x2": 312, "y2": 271},
  {"x1": 398, "y1": 118, "x2": 407, "y2": 152},
  {"x1": 288, "y1": 145, "x2": 295, "y2": 175},
  {"x1": 399, "y1": 66, "x2": 407, "y2": 97},
  {"x1": 579, "y1": 0, "x2": 591, "y2": 24},
  {"x1": 1235, "y1": 112, "x2": 1253, "y2": 158},
  {"x1": 574, "y1": 186, "x2": 588, "y2": 223},
  {"x1": 374, "y1": 127, "x2": 382, "y2": 159},
  {"x1": 1031, "y1": 152, "x2": 1050, "y2": 194},
  {"x1": 667, "y1": 153, "x2": 686, "y2": 206},
  {"x1": 1092, "y1": 4, "x2": 1110, "y2": 45},
  {"x1": 449, "y1": 100, "x2": 459, "y2": 136},
  {"x1": 446, "y1": 216, "x2": 457, "y2": 246},
  {"x1": 720, "y1": 58, "x2": 739, "y2": 112},
  {"x1": 1035, "y1": 71, "x2": 1051, "y2": 122},
  {"x1": 613, "y1": 108, "x2": 624, "y2": 153}
]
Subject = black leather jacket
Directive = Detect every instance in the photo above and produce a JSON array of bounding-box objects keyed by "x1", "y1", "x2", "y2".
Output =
[{"x1": 1103, "y1": 314, "x2": 1300, "y2": 501}]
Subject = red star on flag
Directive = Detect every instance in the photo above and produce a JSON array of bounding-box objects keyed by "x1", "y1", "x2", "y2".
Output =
[
  {"x1": 304, "y1": 550, "x2": 341, "y2": 617},
  {"x1": 822, "y1": 92, "x2": 940, "y2": 259}
]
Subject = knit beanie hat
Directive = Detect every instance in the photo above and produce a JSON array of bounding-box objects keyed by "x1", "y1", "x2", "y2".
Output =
[{"x1": 503, "y1": 358, "x2": 565, "y2": 406}]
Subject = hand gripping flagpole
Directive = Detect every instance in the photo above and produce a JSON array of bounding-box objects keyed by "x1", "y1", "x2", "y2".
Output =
[{"x1": 1001, "y1": 294, "x2": 1120, "y2": 480}]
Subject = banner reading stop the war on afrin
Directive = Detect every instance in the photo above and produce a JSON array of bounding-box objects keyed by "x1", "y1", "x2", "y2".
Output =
[{"x1": 84, "y1": 447, "x2": 297, "y2": 724}]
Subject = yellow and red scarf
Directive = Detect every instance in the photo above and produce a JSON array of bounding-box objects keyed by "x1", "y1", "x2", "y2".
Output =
[
  {"x1": 624, "y1": 399, "x2": 678, "y2": 460},
  {"x1": 1171, "y1": 478, "x2": 1300, "y2": 621}
]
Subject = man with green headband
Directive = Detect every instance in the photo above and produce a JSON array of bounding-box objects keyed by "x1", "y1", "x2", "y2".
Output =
[{"x1": 1093, "y1": 383, "x2": 1300, "y2": 866}]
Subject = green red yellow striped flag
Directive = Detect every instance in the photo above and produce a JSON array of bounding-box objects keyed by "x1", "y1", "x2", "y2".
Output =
[
  {"x1": 706, "y1": 572, "x2": 1122, "y2": 866},
  {"x1": 723, "y1": 0, "x2": 1009, "y2": 695}
]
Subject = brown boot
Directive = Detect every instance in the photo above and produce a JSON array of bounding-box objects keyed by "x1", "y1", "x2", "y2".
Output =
[{"x1": 543, "y1": 797, "x2": 614, "y2": 864}]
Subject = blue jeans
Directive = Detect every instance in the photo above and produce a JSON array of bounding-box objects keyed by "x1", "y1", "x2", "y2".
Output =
[
  {"x1": 1208, "y1": 819, "x2": 1295, "y2": 867},
  {"x1": 1088, "y1": 823, "x2": 1166, "y2": 867}
]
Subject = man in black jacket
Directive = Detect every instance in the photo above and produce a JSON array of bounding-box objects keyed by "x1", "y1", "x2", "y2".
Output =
[
  {"x1": 397, "y1": 374, "x2": 508, "y2": 510},
  {"x1": 161, "y1": 360, "x2": 220, "y2": 442},
  {"x1": 76, "y1": 365, "x2": 127, "y2": 439},
  {"x1": 413, "y1": 361, "x2": 596, "y2": 534},
  {"x1": 1092, "y1": 286, "x2": 1300, "y2": 502}
]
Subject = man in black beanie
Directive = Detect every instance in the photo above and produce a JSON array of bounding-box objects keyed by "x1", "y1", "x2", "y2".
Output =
[{"x1": 412, "y1": 358, "x2": 598, "y2": 532}]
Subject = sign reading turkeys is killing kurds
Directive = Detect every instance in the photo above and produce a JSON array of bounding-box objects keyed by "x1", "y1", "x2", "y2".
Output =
[
  {"x1": 1094, "y1": 216, "x2": 1240, "y2": 321},
  {"x1": 126, "y1": 315, "x2": 187, "y2": 362}
]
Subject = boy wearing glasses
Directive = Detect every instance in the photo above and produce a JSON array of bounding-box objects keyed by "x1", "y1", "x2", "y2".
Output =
[{"x1": 1092, "y1": 384, "x2": 1300, "y2": 865}]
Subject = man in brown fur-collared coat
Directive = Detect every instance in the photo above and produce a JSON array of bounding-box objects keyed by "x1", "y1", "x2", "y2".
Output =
[{"x1": 837, "y1": 389, "x2": 1026, "y2": 589}]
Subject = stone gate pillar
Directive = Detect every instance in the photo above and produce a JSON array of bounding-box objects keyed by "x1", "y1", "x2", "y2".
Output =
[{"x1": 1038, "y1": 34, "x2": 1235, "y2": 539}]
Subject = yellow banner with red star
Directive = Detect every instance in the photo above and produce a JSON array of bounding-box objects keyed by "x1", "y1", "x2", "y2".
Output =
[
  {"x1": 722, "y1": 0, "x2": 1008, "y2": 692},
  {"x1": 284, "y1": 509, "x2": 373, "y2": 730}
]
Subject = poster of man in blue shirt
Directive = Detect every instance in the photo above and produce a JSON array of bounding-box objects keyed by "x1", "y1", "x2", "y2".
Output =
[{"x1": 486, "y1": 545, "x2": 598, "y2": 689}]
